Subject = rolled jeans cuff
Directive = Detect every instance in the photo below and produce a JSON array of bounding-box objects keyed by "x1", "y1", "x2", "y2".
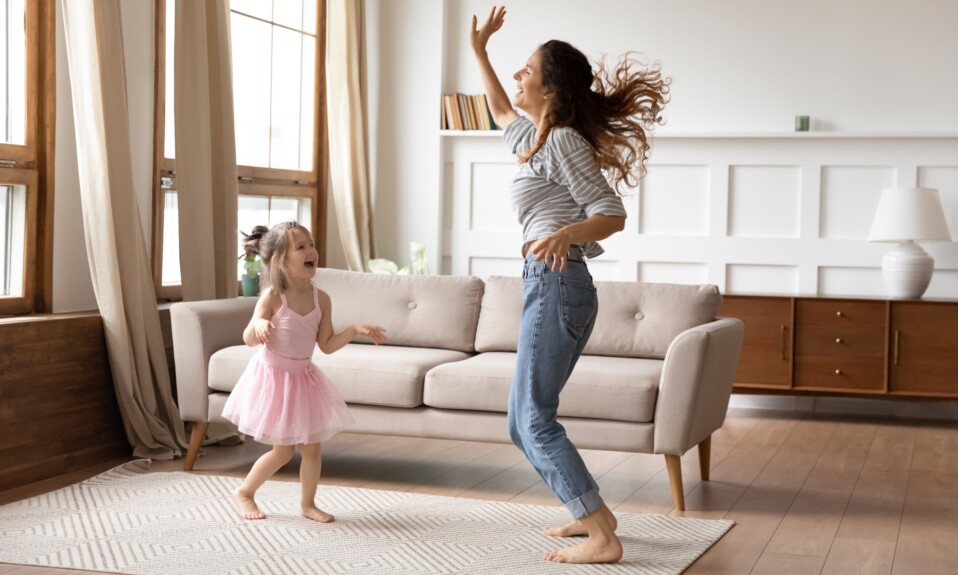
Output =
[{"x1": 564, "y1": 486, "x2": 604, "y2": 520}]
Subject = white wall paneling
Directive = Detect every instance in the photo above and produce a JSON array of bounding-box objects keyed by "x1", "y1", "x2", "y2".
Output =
[
  {"x1": 726, "y1": 264, "x2": 799, "y2": 295},
  {"x1": 441, "y1": 133, "x2": 958, "y2": 296}
]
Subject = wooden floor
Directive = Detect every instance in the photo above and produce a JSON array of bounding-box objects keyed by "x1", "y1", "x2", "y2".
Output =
[{"x1": 2, "y1": 407, "x2": 957, "y2": 574}]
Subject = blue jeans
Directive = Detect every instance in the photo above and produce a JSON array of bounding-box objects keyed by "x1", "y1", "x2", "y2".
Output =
[{"x1": 507, "y1": 253, "x2": 603, "y2": 520}]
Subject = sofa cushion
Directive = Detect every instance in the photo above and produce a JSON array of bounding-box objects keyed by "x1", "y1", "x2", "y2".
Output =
[
  {"x1": 423, "y1": 351, "x2": 661, "y2": 423},
  {"x1": 208, "y1": 343, "x2": 472, "y2": 408},
  {"x1": 474, "y1": 276, "x2": 722, "y2": 359},
  {"x1": 313, "y1": 268, "x2": 484, "y2": 353},
  {"x1": 584, "y1": 281, "x2": 722, "y2": 359}
]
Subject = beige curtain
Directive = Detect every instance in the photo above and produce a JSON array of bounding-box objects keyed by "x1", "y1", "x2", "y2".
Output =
[
  {"x1": 174, "y1": 0, "x2": 238, "y2": 300},
  {"x1": 61, "y1": 0, "x2": 187, "y2": 459},
  {"x1": 327, "y1": 0, "x2": 374, "y2": 271}
]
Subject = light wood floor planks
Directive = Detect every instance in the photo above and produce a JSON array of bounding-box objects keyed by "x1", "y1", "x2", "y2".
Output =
[{"x1": 2, "y1": 408, "x2": 957, "y2": 574}]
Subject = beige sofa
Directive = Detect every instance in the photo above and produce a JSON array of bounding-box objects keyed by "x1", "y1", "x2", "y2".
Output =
[{"x1": 172, "y1": 268, "x2": 744, "y2": 510}]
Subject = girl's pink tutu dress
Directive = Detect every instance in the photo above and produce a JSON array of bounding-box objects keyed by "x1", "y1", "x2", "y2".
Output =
[{"x1": 222, "y1": 288, "x2": 355, "y2": 445}]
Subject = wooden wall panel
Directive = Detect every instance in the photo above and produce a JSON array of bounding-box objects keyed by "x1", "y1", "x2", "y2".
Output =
[{"x1": 0, "y1": 314, "x2": 129, "y2": 492}]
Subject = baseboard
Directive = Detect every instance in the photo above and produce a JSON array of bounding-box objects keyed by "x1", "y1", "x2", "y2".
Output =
[{"x1": 728, "y1": 394, "x2": 958, "y2": 420}]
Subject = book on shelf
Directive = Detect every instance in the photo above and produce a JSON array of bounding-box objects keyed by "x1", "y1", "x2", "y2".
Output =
[{"x1": 440, "y1": 92, "x2": 500, "y2": 131}]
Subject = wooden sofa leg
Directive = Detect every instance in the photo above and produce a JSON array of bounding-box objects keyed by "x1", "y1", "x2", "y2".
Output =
[
  {"x1": 184, "y1": 421, "x2": 208, "y2": 471},
  {"x1": 698, "y1": 435, "x2": 712, "y2": 482},
  {"x1": 664, "y1": 454, "x2": 685, "y2": 512}
]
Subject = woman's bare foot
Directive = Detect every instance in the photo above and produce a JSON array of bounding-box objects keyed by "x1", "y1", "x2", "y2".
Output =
[
  {"x1": 545, "y1": 520, "x2": 586, "y2": 537},
  {"x1": 544, "y1": 506, "x2": 622, "y2": 564},
  {"x1": 302, "y1": 504, "x2": 335, "y2": 523},
  {"x1": 544, "y1": 513, "x2": 618, "y2": 537},
  {"x1": 232, "y1": 488, "x2": 265, "y2": 520}
]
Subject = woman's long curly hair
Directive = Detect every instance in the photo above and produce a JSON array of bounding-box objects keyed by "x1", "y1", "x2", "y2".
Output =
[{"x1": 520, "y1": 40, "x2": 670, "y2": 194}]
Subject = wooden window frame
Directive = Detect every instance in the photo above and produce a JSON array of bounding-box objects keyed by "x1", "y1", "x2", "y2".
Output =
[
  {"x1": 0, "y1": 0, "x2": 55, "y2": 316},
  {"x1": 151, "y1": 0, "x2": 328, "y2": 302}
]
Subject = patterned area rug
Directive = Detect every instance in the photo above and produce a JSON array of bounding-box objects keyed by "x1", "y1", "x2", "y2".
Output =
[{"x1": 0, "y1": 460, "x2": 732, "y2": 574}]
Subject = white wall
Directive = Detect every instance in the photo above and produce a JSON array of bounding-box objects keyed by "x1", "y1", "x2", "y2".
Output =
[
  {"x1": 53, "y1": 0, "x2": 155, "y2": 313},
  {"x1": 362, "y1": 0, "x2": 444, "y2": 272},
  {"x1": 363, "y1": 0, "x2": 958, "y2": 267}
]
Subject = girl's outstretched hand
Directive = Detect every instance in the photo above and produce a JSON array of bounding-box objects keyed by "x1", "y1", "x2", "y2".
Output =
[
  {"x1": 470, "y1": 5, "x2": 506, "y2": 54},
  {"x1": 251, "y1": 318, "x2": 274, "y2": 344},
  {"x1": 355, "y1": 325, "x2": 387, "y2": 345}
]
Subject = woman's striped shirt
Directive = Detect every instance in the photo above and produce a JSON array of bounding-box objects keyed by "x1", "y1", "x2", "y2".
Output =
[{"x1": 503, "y1": 116, "x2": 627, "y2": 258}]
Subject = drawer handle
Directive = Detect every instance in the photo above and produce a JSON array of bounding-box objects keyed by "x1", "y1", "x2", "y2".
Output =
[
  {"x1": 835, "y1": 337, "x2": 843, "y2": 344},
  {"x1": 835, "y1": 369, "x2": 842, "y2": 375},
  {"x1": 893, "y1": 330, "x2": 900, "y2": 366},
  {"x1": 836, "y1": 311, "x2": 843, "y2": 317},
  {"x1": 780, "y1": 325, "x2": 787, "y2": 360}
]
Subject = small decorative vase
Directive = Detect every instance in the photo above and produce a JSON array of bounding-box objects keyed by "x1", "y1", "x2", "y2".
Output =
[{"x1": 241, "y1": 274, "x2": 260, "y2": 297}]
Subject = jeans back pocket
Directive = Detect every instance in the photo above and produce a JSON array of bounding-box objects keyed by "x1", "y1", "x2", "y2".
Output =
[{"x1": 558, "y1": 276, "x2": 596, "y2": 338}]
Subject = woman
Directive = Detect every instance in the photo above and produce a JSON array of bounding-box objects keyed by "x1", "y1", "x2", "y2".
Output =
[{"x1": 470, "y1": 5, "x2": 669, "y2": 564}]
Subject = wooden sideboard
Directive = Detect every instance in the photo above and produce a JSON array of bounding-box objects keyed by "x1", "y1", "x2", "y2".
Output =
[{"x1": 719, "y1": 294, "x2": 958, "y2": 399}]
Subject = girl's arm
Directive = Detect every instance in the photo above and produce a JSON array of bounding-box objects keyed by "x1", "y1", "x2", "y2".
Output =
[
  {"x1": 243, "y1": 289, "x2": 280, "y2": 346},
  {"x1": 315, "y1": 289, "x2": 387, "y2": 354},
  {"x1": 470, "y1": 6, "x2": 518, "y2": 129}
]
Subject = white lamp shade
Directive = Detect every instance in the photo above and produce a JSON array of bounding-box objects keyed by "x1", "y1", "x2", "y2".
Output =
[{"x1": 868, "y1": 187, "x2": 952, "y2": 243}]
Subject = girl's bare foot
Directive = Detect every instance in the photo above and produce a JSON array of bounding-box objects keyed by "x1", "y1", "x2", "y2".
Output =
[
  {"x1": 232, "y1": 488, "x2": 265, "y2": 520},
  {"x1": 544, "y1": 506, "x2": 622, "y2": 564},
  {"x1": 544, "y1": 513, "x2": 618, "y2": 537},
  {"x1": 302, "y1": 504, "x2": 335, "y2": 523}
]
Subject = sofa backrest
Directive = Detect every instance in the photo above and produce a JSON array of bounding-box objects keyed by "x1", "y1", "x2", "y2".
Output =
[
  {"x1": 313, "y1": 268, "x2": 485, "y2": 353},
  {"x1": 475, "y1": 276, "x2": 723, "y2": 359}
]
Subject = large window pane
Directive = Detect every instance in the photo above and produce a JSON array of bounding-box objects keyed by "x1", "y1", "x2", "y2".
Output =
[
  {"x1": 0, "y1": 182, "x2": 27, "y2": 296},
  {"x1": 301, "y1": 0, "x2": 317, "y2": 35},
  {"x1": 1, "y1": 0, "x2": 27, "y2": 146},
  {"x1": 230, "y1": 0, "x2": 271, "y2": 21},
  {"x1": 231, "y1": 12, "x2": 272, "y2": 168},
  {"x1": 270, "y1": 27, "x2": 313, "y2": 171},
  {"x1": 298, "y1": 35, "x2": 316, "y2": 170},
  {"x1": 161, "y1": 191, "x2": 180, "y2": 285},
  {"x1": 163, "y1": 0, "x2": 175, "y2": 158},
  {"x1": 272, "y1": 0, "x2": 303, "y2": 31}
]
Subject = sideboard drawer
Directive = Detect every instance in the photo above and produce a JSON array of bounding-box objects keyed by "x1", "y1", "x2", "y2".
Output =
[
  {"x1": 796, "y1": 300, "x2": 885, "y2": 328},
  {"x1": 794, "y1": 325, "x2": 885, "y2": 358},
  {"x1": 794, "y1": 356, "x2": 885, "y2": 391}
]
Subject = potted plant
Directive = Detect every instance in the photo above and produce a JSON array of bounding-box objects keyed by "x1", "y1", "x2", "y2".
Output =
[{"x1": 239, "y1": 225, "x2": 268, "y2": 297}]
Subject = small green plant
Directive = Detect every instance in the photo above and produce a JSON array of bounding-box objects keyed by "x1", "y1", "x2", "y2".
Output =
[
  {"x1": 242, "y1": 245, "x2": 262, "y2": 277},
  {"x1": 240, "y1": 225, "x2": 269, "y2": 278}
]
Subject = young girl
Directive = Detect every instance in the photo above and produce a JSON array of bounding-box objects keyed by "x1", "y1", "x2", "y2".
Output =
[
  {"x1": 471, "y1": 5, "x2": 669, "y2": 565},
  {"x1": 222, "y1": 221, "x2": 386, "y2": 522}
]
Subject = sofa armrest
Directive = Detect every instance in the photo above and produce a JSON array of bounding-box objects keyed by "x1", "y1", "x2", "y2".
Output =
[
  {"x1": 171, "y1": 298, "x2": 257, "y2": 422},
  {"x1": 652, "y1": 317, "x2": 744, "y2": 455}
]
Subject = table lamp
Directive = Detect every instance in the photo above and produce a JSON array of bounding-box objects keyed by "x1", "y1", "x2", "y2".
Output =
[{"x1": 868, "y1": 187, "x2": 952, "y2": 298}]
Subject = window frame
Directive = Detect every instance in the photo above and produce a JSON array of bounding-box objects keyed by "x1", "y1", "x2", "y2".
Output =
[
  {"x1": 0, "y1": 0, "x2": 55, "y2": 316},
  {"x1": 151, "y1": 0, "x2": 328, "y2": 301}
]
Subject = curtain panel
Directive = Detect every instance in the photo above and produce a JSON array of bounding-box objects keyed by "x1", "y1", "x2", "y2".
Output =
[{"x1": 61, "y1": 0, "x2": 187, "y2": 459}]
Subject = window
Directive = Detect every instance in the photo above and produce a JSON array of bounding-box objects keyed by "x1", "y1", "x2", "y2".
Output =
[
  {"x1": 0, "y1": 0, "x2": 53, "y2": 315},
  {"x1": 152, "y1": 0, "x2": 326, "y2": 299}
]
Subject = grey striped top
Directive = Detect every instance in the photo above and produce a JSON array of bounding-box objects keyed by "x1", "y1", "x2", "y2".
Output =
[{"x1": 504, "y1": 116, "x2": 627, "y2": 258}]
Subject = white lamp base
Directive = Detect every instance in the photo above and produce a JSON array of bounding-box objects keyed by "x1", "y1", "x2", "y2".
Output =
[{"x1": 882, "y1": 241, "x2": 934, "y2": 299}]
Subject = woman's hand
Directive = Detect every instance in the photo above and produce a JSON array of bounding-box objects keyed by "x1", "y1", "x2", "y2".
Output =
[
  {"x1": 251, "y1": 318, "x2": 274, "y2": 344},
  {"x1": 470, "y1": 5, "x2": 506, "y2": 54},
  {"x1": 530, "y1": 232, "x2": 573, "y2": 273},
  {"x1": 354, "y1": 324, "x2": 387, "y2": 345}
]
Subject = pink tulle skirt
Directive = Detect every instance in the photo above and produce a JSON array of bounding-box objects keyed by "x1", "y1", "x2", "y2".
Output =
[{"x1": 221, "y1": 347, "x2": 355, "y2": 445}]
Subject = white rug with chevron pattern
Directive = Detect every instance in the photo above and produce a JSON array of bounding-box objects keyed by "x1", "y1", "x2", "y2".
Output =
[{"x1": 0, "y1": 460, "x2": 732, "y2": 574}]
